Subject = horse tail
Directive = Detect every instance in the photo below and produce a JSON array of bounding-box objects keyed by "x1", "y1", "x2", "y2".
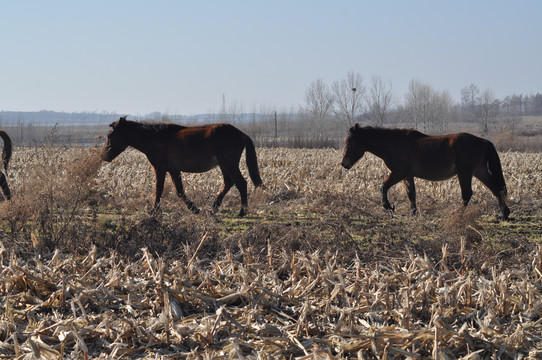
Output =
[
  {"x1": 243, "y1": 135, "x2": 263, "y2": 188},
  {"x1": 485, "y1": 141, "x2": 507, "y2": 195},
  {"x1": 0, "y1": 130, "x2": 12, "y2": 173}
]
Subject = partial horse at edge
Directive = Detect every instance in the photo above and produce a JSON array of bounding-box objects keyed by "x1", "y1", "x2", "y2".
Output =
[{"x1": 0, "y1": 130, "x2": 12, "y2": 201}]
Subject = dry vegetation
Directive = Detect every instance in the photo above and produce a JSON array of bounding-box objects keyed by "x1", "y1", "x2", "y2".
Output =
[{"x1": 0, "y1": 143, "x2": 541, "y2": 359}]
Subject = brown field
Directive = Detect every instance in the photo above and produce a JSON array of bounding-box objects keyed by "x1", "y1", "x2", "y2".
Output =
[{"x1": 1, "y1": 145, "x2": 541, "y2": 359}]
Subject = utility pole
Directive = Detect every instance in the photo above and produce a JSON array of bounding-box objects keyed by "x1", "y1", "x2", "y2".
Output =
[
  {"x1": 274, "y1": 111, "x2": 277, "y2": 147},
  {"x1": 220, "y1": 93, "x2": 226, "y2": 122},
  {"x1": 351, "y1": 87, "x2": 357, "y2": 124}
]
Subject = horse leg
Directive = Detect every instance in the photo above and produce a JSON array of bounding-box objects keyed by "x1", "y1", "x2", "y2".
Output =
[
  {"x1": 474, "y1": 169, "x2": 510, "y2": 220},
  {"x1": 169, "y1": 170, "x2": 200, "y2": 214},
  {"x1": 220, "y1": 164, "x2": 248, "y2": 217},
  {"x1": 403, "y1": 177, "x2": 417, "y2": 215},
  {"x1": 0, "y1": 173, "x2": 11, "y2": 200},
  {"x1": 457, "y1": 173, "x2": 473, "y2": 207},
  {"x1": 153, "y1": 168, "x2": 166, "y2": 211},
  {"x1": 212, "y1": 170, "x2": 234, "y2": 213},
  {"x1": 381, "y1": 172, "x2": 403, "y2": 212}
]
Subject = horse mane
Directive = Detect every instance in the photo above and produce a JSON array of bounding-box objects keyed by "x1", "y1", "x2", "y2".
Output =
[
  {"x1": 132, "y1": 121, "x2": 185, "y2": 133},
  {"x1": 114, "y1": 120, "x2": 186, "y2": 150},
  {"x1": 353, "y1": 125, "x2": 428, "y2": 139},
  {"x1": 123, "y1": 120, "x2": 188, "y2": 141}
]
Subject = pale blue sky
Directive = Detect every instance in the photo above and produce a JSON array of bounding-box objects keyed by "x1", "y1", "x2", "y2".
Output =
[{"x1": 1, "y1": 1, "x2": 540, "y2": 115}]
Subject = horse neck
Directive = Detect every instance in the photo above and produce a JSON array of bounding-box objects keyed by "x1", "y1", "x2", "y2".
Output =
[
  {"x1": 363, "y1": 129, "x2": 397, "y2": 160},
  {"x1": 124, "y1": 122, "x2": 160, "y2": 154}
]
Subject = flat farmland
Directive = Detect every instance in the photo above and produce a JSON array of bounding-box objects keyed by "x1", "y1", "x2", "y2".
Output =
[{"x1": 1, "y1": 145, "x2": 541, "y2": 358}]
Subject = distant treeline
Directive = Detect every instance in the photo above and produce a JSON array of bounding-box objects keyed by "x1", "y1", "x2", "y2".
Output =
[{"x1": 1, "y1": 83, "x2": 541, "y2": 150}]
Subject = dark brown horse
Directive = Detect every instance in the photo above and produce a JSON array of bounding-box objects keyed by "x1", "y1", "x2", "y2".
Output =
[
  {"x1": 341, "y1": 124, "x2": 510, "y2": 220},
  {"x1": 0, "y1": 130, "x2": 12, "y2": 200},
  {"x1": 102, "y1": 116, "x2": 263, "y2": 216}
]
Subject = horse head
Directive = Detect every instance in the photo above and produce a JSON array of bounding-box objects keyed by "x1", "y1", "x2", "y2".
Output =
[
  {"x1": 341, "y1": 123, "x2": 365, "y2": 169},
  {"x1": 102, "y1": 116, "x2": 129, "y2": 162}
]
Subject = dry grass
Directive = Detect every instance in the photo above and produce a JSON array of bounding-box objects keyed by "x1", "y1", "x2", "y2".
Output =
[
  {"x1": 1, "y1": 243, "x2": 541, "y2": 359},
  {"x1": 0, "y1": 144, "x2": 541, "y2": 358}
]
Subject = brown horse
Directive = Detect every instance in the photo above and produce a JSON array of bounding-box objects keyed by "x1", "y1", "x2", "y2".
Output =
[
  {"x1": 0, "y1": 130, "x2": 12, "y2": 200},
  {"x1": 341, "y1": 124, "x2": 510, "y2": 220},
  {"x1": 102, "y1": 116, "x2": 263, "y2": 216}
]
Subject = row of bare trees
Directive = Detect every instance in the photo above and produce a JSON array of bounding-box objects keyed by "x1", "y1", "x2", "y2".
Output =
[
  {"x1": 403, "y1": 80, "x2": 454, "y2": 133},
  {"x1": 301, "y1": 72, "x2": 394, "y2": 130},
  {"x1": 458, "y1": 84, "x2": 542, "y2": 134},
  {"x1": 300, "y1": 73, "x2": 456, "y2": 138},
  {"x1": 299, "y1": 73, "x2": 542, "y2": 138},
  {"x1": 189, "y1": 73, "x2": 540, "y2": 147}
]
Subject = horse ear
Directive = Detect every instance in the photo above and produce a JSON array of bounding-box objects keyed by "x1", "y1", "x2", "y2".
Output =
[
  {"x1": 119, "y1": 116, "x2": 127, "y2": 122},
  {"x1": 349, "y1": 123, "x2": 359, "y2": 135}
]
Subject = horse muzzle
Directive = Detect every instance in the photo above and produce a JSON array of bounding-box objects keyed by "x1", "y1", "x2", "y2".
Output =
[
  {"x1": 102, "y1": 149, "x2": 113, "y2": 162},
  {"x1": 341, "y1": 160, "x2": 352, "y2": 170}
]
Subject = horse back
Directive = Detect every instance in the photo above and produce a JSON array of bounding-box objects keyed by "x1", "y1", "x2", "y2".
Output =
[
  {"x1": 409, "y1": 132, "x2": 491, "y2": 180},
  {"x1": 165, "y1": 123, "x2": 247, "y2": 172},
  {"x1": 173, "y1": 123, "x2": 246, "y2": 150},
  {"x1": 447, "y1": 132, "x2": 492, "y2": 161},
  {"x1": 417, "y1": 132, "x2": 489, "y2": 156}
]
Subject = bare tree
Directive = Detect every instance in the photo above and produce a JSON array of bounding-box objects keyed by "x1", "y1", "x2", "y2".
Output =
[
  {"x1": 366, "y1": 75, "x2": 393, "y2": 127},
  {"x1": 332, "y1": 71, "x2": 366, "y2": 127},
  {"x1": 405, "y1": 79, "x2": 431, "y2": 130},
  {"x1": 479, "y1": 88, "x2": 498, "y2": 135},
  {"x1": 460, "y1": 83, "x2": 480, "y2": 122},
  {"x1": 226, "y1": 101, "x2": 244, "y2": 125},
  {"x1": 501, "y1": 95, "x2": 521, "y2": 132},
  {"x1": 431, "y1": 89, "x2": 454, "y2": 133},
  {"x1": 405, "y1": 79, "x2": 454, "y2": 133},
  {"x1": 303, "y1": 78, "x2": 334, "y2": 137}
]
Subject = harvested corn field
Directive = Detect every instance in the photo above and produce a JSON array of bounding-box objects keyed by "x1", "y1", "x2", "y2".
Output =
[
  {"x1": 1, "y1": 145, "x2": 542, "y2": 359},
  {"x1": 2, "y1": 243, "x2": 542, "y2": 359}
]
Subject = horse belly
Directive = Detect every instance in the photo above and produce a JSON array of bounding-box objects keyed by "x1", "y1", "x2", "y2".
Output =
[
  {"x1": 173, "y1": 154, "x2": 218, "y2": 173},
  {"x1": 414, "y1": 162, "x2": 456, "y2": 181}
]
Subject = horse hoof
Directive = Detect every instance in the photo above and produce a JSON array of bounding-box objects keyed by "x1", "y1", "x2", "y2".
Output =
[
  {"x1": 502, "y1": 208, "x2": 510, "y2": 221},
  {"x1": 384, "y1": 204, "x2": 395, "y2": 212},
  {"x1": 238, "y1": 210, "x2": 246, "y2": 217}
]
